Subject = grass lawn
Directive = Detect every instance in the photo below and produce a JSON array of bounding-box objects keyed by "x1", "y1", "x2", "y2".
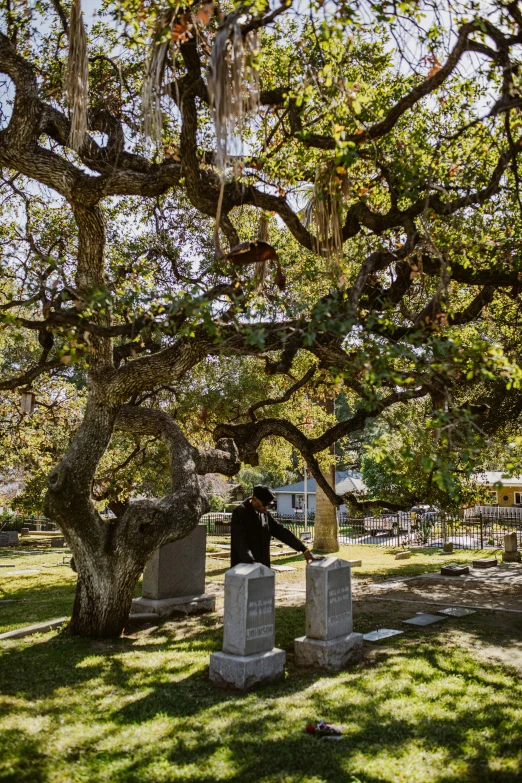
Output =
[{"x1": 0, "y1": 544, "x2": 521, "y2": 782}]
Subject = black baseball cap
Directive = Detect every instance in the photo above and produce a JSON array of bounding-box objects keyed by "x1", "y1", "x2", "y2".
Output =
[{"x1": 253, "y1": 485, "x2": 276, "y2": 505}]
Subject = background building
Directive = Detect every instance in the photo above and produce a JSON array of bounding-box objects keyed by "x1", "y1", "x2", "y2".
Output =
[
  {"x1": 273, "y1": 471, "x2": 366, "y2": 515},
  {"x1": 474, "y1": 472, "x2": 522, "y2": 506}
]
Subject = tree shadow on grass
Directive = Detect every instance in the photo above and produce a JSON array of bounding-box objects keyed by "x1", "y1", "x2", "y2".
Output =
[
  {"x1": 0, "y1": 581, "x2": 76, "y2": 635},
  {"x1": 0, "y1": 730, "x2": 48, "y2": 783},
  {"x1": 1, "y1": 604, "x2": 522, "y2": 782},
  {"x1": 91, "y1": 636, "x2": 522, "y2": 783}
]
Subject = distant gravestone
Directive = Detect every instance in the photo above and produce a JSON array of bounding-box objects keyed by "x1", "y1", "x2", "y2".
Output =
[
  {"x1": 472, "y1": 558, "x2": 498, "y2": 569},
  {"x1": 502, "y1": 532, "x2": 521, "y2": 563},
  {"x1": 443, "y1": 542, "x2": 454, "y2": 554},
  {"x1": 295, "y1": 558, "x2": 363, "y2": 671},
  {"x1": 7, "y1": 531, "x2": 18, "y2": 546},
  {"x1": 21, "y1": 528, "x2": 30, "y2": 536},
  {"x1": 131, "y1": 524, "x2": 215, "y2": 618},
  {"x1": 209, "y1": 563, "x2": 285, "y2": 690},
  {"x1": 441, "y1": 564, "x2": 469, "y2": 576},
  {"x1": 50, "y1": 537, "x2": 64, "y2": 547},
  {"x1": 0, "y1": 532, "x2": 10, "y2": 547},
  {"x1": 395, "y1": 551, "x2": 411, "y2": 560}
]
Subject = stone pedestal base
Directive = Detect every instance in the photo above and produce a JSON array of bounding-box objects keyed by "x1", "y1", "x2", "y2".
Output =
[
  {"x1": 209, "y1": 648, "x2": 285, "y2": 691},
  {"x1": 502, "y1": 551, "x2": 521, "y2": 562},
  {"x1": 295, "y1": 632, "x2": 364, "y2": 671},
  {"x1": 131, "y1": 594, "x2": 215, "y2": 618}
]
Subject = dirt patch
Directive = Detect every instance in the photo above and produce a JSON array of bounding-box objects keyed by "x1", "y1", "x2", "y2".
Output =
[{"x1": 364, "y1": 575, "x2": 522, "y2": 611}]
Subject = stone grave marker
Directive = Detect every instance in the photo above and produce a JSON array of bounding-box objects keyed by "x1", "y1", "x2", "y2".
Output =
[
  {"x1": 294, "y1": 557, "x2": 363, "y2": 671},
  {"x1": 438, "y1": 607, "x2": 476, "y2": 617},
  {"x1": 7, "y1": 531, "x2": 19, "y2": 546},
  {"x1": 209, "y1": 562, "x2": 285, "y2": 690},
  {"x1": 131, "y1": 524, "x2": 215, "y2": 618},
  {"x1": 441, "y1": 564, "x2": 469, "y2": 576},
  {"x1": 363, "y1": 628, "x2": 403, "y2": 642},
  {"x1": 0, "y1": 533, "x2": 9, "y2": 547},
  {"x1": 502, "y1": 532, "x2": 521, "y2": 563},
  {"x1": 403, "y1": 614, "x2": 447, "y2": 626},
  {"x1": 443, "y1": 542, "x2": 454, "y2": 554},
  {"x1": 395, "y1": 551, "x2": 411, "y2": 560},
  {"x1": 472, "y1": 557, "x2": 497, "y2": 569}
]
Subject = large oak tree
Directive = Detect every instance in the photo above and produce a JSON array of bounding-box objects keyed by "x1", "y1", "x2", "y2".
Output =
[{"x1": 1, "y1": 0, "x2": 522, "y2": 636}]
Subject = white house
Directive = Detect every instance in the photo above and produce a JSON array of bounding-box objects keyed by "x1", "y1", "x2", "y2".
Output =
[{"x1": 273, "y1": 471, "x2": 366, "y2": 515}]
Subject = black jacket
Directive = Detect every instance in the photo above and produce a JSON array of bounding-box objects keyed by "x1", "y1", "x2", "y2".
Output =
[{"x1": 230, "y1": 499, "x2": 307, "y2": 567}]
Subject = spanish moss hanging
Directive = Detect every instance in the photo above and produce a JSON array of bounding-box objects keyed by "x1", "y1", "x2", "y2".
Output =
[
  {"x1": 303, "y1": 161, "x2": 352, "y2": 268},
  {"x1": 208, "y1": 13, "x2": 260, "y2": 174},
  {"x1": 142, "y1": 7, "x2": 178, "y2": 146},
  {"x1": 66, "y1": 0, "x2": 89, "y2": 151}
]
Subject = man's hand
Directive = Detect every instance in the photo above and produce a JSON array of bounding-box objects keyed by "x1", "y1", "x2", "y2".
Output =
[{"x1": 303, "y1": 549, "x2": 325, "y2": 563}]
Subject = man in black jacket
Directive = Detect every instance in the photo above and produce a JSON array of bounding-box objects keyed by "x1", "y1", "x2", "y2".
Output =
[{"x1": 230, "y1": 484, "x2": 322, "y2": 568}]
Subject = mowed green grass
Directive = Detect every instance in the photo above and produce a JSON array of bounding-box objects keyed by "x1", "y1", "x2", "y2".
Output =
[{"x1": 0, "y1": 544, "x2": 521, "y2": 782}]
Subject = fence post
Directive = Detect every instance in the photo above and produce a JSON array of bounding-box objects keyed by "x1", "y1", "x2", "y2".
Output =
[{"x1": 480, "y1": 512, "x2": 484, "y2": 550}]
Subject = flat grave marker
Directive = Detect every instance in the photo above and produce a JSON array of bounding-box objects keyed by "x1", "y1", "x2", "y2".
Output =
[
  {"x1": 472, "y1": 558, "x2": 498, "y2": 569},
  {"x1": 438, "y1": 607, "x2": 476, "y2": 617},
  {"x1": 403, "y1": 614, "x2": 448, "y2": 626},
  {"x1": 363, "y1": 629, "x2": 403, "y2": 642},
  {"x1": 441, "y1": 564, "x2": 469, "y2": 576}
]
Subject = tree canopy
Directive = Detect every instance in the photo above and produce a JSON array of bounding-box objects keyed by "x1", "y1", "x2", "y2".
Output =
[{"x1": 1, "y1": 0, "x2": 522, "y2": 634}]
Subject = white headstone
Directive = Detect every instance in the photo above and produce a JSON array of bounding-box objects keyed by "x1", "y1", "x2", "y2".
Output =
[
  {"x1": 223, "y1": 563, "x2": 275, "y2": 656},
  {"x1": 305, "y1": 557, "x2": 353, "y2": 641},
  {"x1": 210, "y1": 562, "x2": 285, "y2": 690},
  {"x1": 295, "y1": 557, "x2": 363, "y2": 671}
]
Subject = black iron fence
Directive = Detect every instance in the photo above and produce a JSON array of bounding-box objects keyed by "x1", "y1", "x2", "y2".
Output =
[
  {"x1": 202, "y1": 512, "x2": 314, "y2": 541},
  {"x1": 203, "y1": 508, "x2": 522, "y2": 550},
  {"x1": 0, "y1": 514, "x2": 59, "y2": 533},
  {"x1": 338, "y1": 509, "x2": 522, "y2": 550}
]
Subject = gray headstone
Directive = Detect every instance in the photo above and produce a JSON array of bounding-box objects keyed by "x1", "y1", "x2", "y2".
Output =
[
  {"x1": 0, "y1": 533, "x2": 9, "y2": 547},
  {"x1": 142, "y1": 524, "x2": 207, "y2": 600},
  {"x1": 403, "y1": 614, "x2": 447, "y2": 626},
  {"x1": 223, "y1": 563, "x2": 275, "y2": 656},
  {"x1": 306, "y1": 557, "x2": 353, "y2": 641},
  {"x1": 7, "y1": 531, "x2": 18, "y2": 545},
  {"x1": 504, "y1": 532, "x2": 518, "y2": 553}
]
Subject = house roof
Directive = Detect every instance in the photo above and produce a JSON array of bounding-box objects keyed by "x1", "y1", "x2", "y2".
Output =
[
  {"x1": 273, "y1": 471, "x2": 366, "y2": 495},
  {"x1": 474, "y1": 471, "x2": 522, "y2": 487}
]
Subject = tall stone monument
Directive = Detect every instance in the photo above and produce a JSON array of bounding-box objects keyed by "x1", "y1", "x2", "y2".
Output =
[
  {"x1": 502, "y1": 531, "x2": 521, "y2": 563},
  {"x1": 209, "y1": 563, "x2": 285, "y2": 691},
  {"x1": 295, "y1": 557, "x2": 363, "y2": 670},
  {"x1": 131, "y1": 524, "x2": 215, "y2": 617}
]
